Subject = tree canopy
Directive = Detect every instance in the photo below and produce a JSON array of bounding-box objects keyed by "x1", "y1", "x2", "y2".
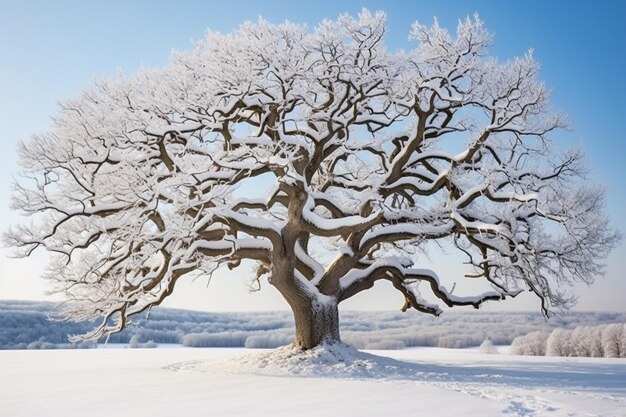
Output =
[{"x1": 7, "y1": 11, "x2": 619, "y2": 349}]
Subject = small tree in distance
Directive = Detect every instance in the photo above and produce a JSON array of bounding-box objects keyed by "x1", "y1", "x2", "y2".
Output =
[
  {"x1": 546, "y1": 328, "x2": 572, "y2": 357},
  {"x1": 7, "y1": 11, "x2": 619, "y2": 350},
  {"x1": 510, "y1": 331, "x2": 549, "y2": 356},
  {"x1": 602, "y1": 324, "x2": 625, "y2": 358},
  {"x1": 479, "y1": 339, "x2": 498, "y2": 354}
]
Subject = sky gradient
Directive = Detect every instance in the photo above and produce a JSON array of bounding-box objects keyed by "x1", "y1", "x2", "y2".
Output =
[{"x1": 1, "y1": 0, "x2": 624, "y2": 313}]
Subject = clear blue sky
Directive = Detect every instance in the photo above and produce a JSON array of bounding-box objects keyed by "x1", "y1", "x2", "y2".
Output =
[{"x1": 1, "y1": 0, "x2": 624, "y2": 312}]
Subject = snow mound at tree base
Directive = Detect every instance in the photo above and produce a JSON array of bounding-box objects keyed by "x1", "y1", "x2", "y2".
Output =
[{"x1": 192, "y1": 342, "x2": 420, "y2": 379}]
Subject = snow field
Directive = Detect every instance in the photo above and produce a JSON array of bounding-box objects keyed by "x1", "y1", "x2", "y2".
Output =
[{"x1": 1, "y1": 346, "x2": 625, "y2": 417}]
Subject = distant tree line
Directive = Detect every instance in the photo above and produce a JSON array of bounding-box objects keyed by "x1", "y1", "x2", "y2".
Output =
[{"x1": 2, "y1": 301, "x2": 626, "y2": 351}]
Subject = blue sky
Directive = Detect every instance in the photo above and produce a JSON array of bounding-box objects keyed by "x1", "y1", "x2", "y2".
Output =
[{"x1": 0, "y1": 0, "x2": 624, "y2": 312}]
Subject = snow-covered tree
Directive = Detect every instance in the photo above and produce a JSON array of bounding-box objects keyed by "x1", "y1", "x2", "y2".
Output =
[
  {"x1": 602, "y1": 323, "x2": 625, "y2": 358},
  {"x1": 479, "y1": 339, "x2": 498, "y2": 354},
  {"x1": 128, "y1": 334, "x2": 140, "y2": 349},
  {"x1": 570, "y1": 325, "x2": 604, "y2": 357},
  {"x1": 128, "y1": 334, "x2": 156, "y2": 348},
  {"x1": 588, "y1": 326, "x2": 605, "y2": 358},
  {"x1": 510, "y1": 331, "x2": 548, "y2": 356},
  {"x1": 7, "y1": 11, "x2": 619, "y2": 349},
  {"x1": 546, "y1": 328, "x2": 572, "y2": 357}
]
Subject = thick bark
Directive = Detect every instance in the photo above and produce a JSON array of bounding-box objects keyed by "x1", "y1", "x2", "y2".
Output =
[
  {"x1": 270, "y1": 267, "x2": 340, "y2": 350},
  {"x1": 290, "y1": 296, "x2": 340, "y2": 350}
]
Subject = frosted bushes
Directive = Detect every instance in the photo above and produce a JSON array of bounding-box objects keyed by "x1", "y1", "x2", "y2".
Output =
[
  {"x1": 515, "y1": 323, "x2": 626, "y2": 358},
  {"x1": 23, "y1": 338, "x2": 97, "y2": 349},
  {"x1": 358, "y1": 339, "x2": 406, "y2": 350},
  {"x1": 181, "y1": 332, "x2": 250, "y2": 347},
  {"x1": 602, "y1": 323, "x2": 625, "y2": 358},
  {"x1": 128, "y1": 334, "x2": 157, "y2": 348},
  {"x1": 479, "y1": 339, "x2": 499, "y2": 354},
  {"x1": 546, "y1": 328, "x2": 572, "y2": 356},
  {"x1": 590, "y1": 326, "x2": 605, "y2": 357},
  {"x1": 27, "y1": 340, "x2": 58, "y2": 349},
  {"x1": 338, "y1": 334, "x2": 402, "y2": 350},
  {"x1": 128, "y1": 334, "x2": 140, "y2": 348},
  {"x1": 437, "y1": 334, "x2": 485, "y2": 349},
  {"x1": 244, "y1": 333, "x2": 294, "y2": 349},
  {"x1": 571, "y1": 326, "x2": 604, "y2": 357},
  {"x1": 510, "y1": 331, "x2": 549, "y2": 356},
  {"x1": 181, "y1": 330, "x2": 297, "y2": 349}
]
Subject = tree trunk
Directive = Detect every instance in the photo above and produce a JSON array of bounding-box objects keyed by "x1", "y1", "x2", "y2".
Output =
[
  {"x1": 269, "y1": 211, "x2": 341, "y2": 350},
  {"x1": 270, "y1": 269, "x2": 342, "y2": 350},
  {"x1": 290, "y1": 296, "x2": 341, "y2": 350}
]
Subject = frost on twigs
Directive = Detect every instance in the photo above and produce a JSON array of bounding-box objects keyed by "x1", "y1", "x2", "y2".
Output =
[{"x1": 6, "y1": 10, "x2": 619, "y2": 346}]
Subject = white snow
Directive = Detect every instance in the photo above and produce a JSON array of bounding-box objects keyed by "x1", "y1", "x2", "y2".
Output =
[
  {"x1": 302, "y1": 195, "x2": 379, "y2": 233},
  {"x1": 1, "y1": 345, "x2": 624, "y2": 417}
]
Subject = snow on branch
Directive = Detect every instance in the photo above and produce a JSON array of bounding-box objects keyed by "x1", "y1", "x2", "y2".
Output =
[{"x1": 338, "y1": 257, "x2": 507, "y2": 315}]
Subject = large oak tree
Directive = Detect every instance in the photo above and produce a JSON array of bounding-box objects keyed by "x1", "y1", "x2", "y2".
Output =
[{"x1": 7, "y1": 11, "x2": 619, "y2": 349}]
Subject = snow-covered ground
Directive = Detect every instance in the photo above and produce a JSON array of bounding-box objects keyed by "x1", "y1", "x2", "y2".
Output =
[{"x1": 1, "y1": 346, "x2": 624, "y2": 417}]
